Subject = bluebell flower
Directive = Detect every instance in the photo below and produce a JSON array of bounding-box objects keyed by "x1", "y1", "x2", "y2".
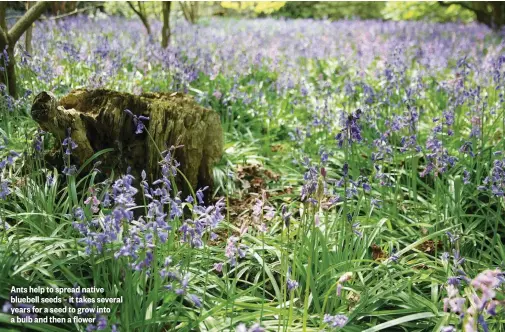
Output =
[
  {"x1": 287, "y1": 278, "x2": 299, "y2": 291},
  {"x1": 2, "y1": 301, "x2": 12, "y2": 313},
  {"x1": 62, "y1": 165, "x2": 77, "y2": 176},
  {"x1": 62, "y1": 128, "x2": 78, "y2": 155},
  {"x1": 196, "y1": 186, "x2": 208, "y2": 205},
  {"x1": 6, "y1": 150, "x2": 20, "y2": 165},
  {"x1": 281, "y1": 204, "x2": 291, "y2": 228},
  {"x1": 189, "y1": 294, "x2": 202, "y2": 307},
  {"x1": 124, "y1": 109, "x2": 149, "y2": 134},
  {"x1": 323, "y1": 314, "x2": 348, "y2": 328},
  {"x1": 96, "y1": 315, "x2": 107, "y2": 330},
  {"x1": 0, "y1": 181, "x2": 11, "y2": 199}
]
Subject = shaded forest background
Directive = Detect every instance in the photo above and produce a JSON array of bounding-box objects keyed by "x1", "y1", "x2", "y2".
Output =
[{"x1": 4, "y1": 1, "x2": 505, "y2": 29}]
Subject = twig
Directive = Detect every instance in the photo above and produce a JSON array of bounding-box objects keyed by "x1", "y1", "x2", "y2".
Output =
[{"x1": 42, "y1": 6, "x2": 102, "y2": 21}]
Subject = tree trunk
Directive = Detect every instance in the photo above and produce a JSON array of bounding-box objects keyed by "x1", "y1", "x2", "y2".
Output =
[
  {"x1": 0, "y1": 4, "x2": 16, "y2": 98},
  {"x1": 31, "y1": 89, "x2": 223, "y2": 197},
  {"x1": 439, "y1": 2, "x2": 505, "y2": 30},
  {"x1": 0, "y1": 1, "x2": 49, "y2": 98},
  {"x1": 489, "y1": 2, "x2": 505, "y2": 29},
  {"x1": 190, "y1": 2, "x2": 198, "y2": 23},
  {"x1": 4, "y1": 46, "x2": 16, "y2": 98},
  {"x1": 180, "y1": 2, "x2": 198, "y2": 24},
  {"x1": 25, "y1": 2, "x2": 33, "y2": 55},
  {"x1": 161, "y1": 2, "x2": 171, "y2": 48}
]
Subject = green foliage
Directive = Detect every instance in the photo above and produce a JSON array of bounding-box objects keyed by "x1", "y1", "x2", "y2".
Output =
[
  {"x1": 102, "y1": 1, "x2": 152, "y2": 18},
  {"x1": 381, "y1": 2, "x2": 476, "y2": 23},
  {"x1": 275, "y1": 2, "x2": 386, "y2": 20},
  {"x1": 220, "y1": 2, "x2": 286, "y2": 16}
]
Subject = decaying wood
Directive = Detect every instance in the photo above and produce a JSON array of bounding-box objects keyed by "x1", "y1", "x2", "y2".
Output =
[{"x1": 31, "y1": 89, "x2": 223, "y2": 197}]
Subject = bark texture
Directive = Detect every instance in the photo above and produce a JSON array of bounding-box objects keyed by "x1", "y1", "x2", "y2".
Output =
[
  {"x1": 31, "y1": 89, "x2": 223, "y2": 196},
  {"x1": 161, "y1": 1, "x2": 171, "y2": 48}
]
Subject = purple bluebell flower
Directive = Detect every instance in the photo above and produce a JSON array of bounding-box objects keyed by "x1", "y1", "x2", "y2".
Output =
[
  {"x1": 352, "y1": 222, "x2": 362, "y2": 237},
  {"x1": 287, "y1": 278, "x2": 298, "y2": 291},
  {"x1": 446, "y1": 231, "x2": 459, "y2": 244},
  {"x1": 453, "y1": 250, "x2": 465, "y2": 266},
  {"x1": 189, "y1": 294, "x2": 202, "y2": 307},
  {"x1": 124, "y1": 109, "x2": 149, "y2": 134},
  {"x1": 6, "y1": 150, "x2": 20, "y2": 165},
  {"x1": 0, "y1": 181, "x2": 11, "y2": 199},
  {"x1": 74, "y1": 207, "x2": 86, "y2": 221},
  {"x1": 46, "y1": 174, "x2": 54, "y2": 186},
  {"x1": 86, "y1": 324, "x2": 97, "y2": 332},
  {"x1": 371, "y1": 198, "x2": 382, "y2": 208},
  {"x1": 2, "y1": 301, "x2": 12, "y2": 313},
  {"x1": 96, "y1": 315, "x2": 107, "y2": 330},
  {"x1": 477, "y1": 314, "x2": 488, "y2": 332},
  {"x1": 463, "y1": 169, "x2": 471, "y2": 184},
  {"x1": 236, "y1": 323, "x2": 264, "y2": 332},
  {"x1": 62, "y1": 128, "x2": 78, "y2": 155},
  {"x1": 281, "y1": 204, "x2": 291, "y2": 228},
  {"x1": 335, "y1": 109, "x2": 362, "y2": 148},
  {"x1": 214, "y1": 262, "x2": 223, "y2": 272},
  {"x1": 196, "y1": 186, "x2": 208, "y2": 205},
  {"x1": 62, "y1": 165, "x2": 77, "y2": 176},
  {"x1": 323, "y1": 314, "x2": 348, "y2": 328}
]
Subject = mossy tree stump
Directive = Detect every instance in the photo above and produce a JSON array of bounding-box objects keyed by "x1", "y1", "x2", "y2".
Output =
[{"x1": 31, "y1": 89, "x2": 223, "y2": 197}]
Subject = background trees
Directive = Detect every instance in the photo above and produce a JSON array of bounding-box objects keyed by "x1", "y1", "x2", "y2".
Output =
[
  {"x1": 1, "y1": 1, "x2": 504, "y2": 98},
  {"x1": 439, "y1": 2, "x2": 505, "y2": 29},
  {"x1": 0, "y1": 1, "x2": 48, "y2": 98}
]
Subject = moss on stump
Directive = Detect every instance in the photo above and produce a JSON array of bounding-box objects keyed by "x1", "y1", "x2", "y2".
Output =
[{"x1": 31, "y1": 89, "x2": 223, "y2": 196}]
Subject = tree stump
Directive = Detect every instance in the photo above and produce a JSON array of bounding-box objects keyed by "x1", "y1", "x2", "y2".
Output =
[{"x1": 31, "y1": 89, "x2": 223, "y2": 197}]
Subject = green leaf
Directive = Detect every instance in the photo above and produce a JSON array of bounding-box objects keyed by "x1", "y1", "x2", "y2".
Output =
[{"x1": 362, "y1": 312, "x2": 436, "y2": 332}]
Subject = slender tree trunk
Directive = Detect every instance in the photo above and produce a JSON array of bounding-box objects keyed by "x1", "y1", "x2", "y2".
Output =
[
  {"x1": 127, "y1": 1, "x2": 151, "y2": 35},
  {"x1": 190, "y1": 2, "x2": 198, "y2": 23},
  {"x1": 180, "y1": 2, "x2": 198, "y2": 24},
  {"x1": 25, "y1": 2, "x2": 33, "y2": 55},
  {"x1": 180, "y1": 2, "x2": 190, "y2": 23},
  {"x1": 161, "y1": 2, "x2": 171, "y2": 48},
  {"x1": 0, "y1": 3, "x2": 16, "y2": 98},
  {"x1": 0, "y1": 1, "x2": 49, "y2": 98},
  {"x1": 4, "y1": 47, "x2": 16, "y2": 99}
]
